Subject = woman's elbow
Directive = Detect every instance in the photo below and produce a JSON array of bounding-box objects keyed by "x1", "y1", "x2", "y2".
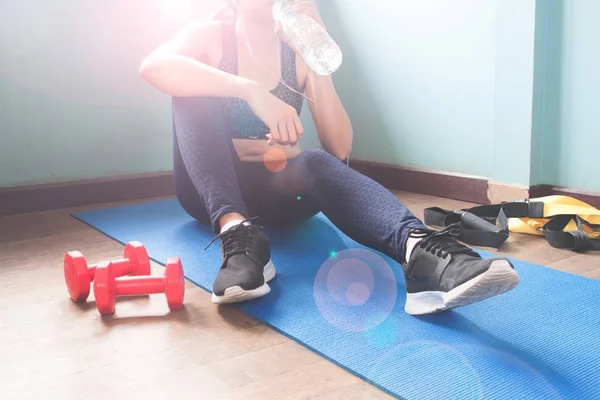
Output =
[
  {"x1": 334, "y1": 126, "x2": 353, "y2": 161},
  {"x1": 139, "y1": 57, "x2": 177, "y2": 95},
  {"x1": 139, "y1": 57, "x2": 159, "y2": 82},
  {"x1": 333, "y1": 143, "x2": 352, "y2": 161}
]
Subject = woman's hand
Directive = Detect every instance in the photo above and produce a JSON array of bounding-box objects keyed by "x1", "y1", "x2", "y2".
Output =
[{"x1": 244, "y1": 82, "x2": 304, "y2": 146}]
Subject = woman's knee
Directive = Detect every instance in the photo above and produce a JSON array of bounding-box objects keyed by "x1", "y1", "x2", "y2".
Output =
[{"x1": 299, "y1": 148, "x2": 341, "y2": 171}]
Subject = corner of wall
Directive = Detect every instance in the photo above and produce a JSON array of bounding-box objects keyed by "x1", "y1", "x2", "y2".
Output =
[
  {"x1": 530, "y1": 0, "x2": 564, "y2": 187},
  {"x1": 492, "y1": 0, "x2": 537, "y2": 187}
]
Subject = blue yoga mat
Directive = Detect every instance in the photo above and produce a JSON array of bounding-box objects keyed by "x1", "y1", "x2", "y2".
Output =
[{"x1": 73, "y1": 199, "x2": 600, "y2": 400}]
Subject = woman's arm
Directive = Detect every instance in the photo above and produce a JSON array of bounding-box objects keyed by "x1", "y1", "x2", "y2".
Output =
[
  {"x1": 139, "y1": 21, "x2": 254, "y2": 99},
  {"x1": 305, "y1": 70, "x2": 353, "y2": 160},
  {"x1": 284, "y1": 1, "x2": 353, "y2": 160},
  {"x1": 141, "y1": 20, "x2": 305, "y2": 146}
]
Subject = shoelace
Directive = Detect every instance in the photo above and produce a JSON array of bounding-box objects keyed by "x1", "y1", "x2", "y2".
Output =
[
  {"x1": 204, "y1": 218, "x2": 261, "y2": 258},
  {"x1": 412, "y1": 223, "x2": 478, "y2": 259}
]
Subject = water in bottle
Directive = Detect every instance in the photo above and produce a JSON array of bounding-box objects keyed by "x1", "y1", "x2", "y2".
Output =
[{"x1": 273, "y1": 0, "x2": 343, "y2": 76}]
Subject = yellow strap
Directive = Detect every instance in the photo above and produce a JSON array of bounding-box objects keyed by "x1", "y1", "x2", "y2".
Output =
[{"x1": 508, "y1": 195, "x2": 600, "y2": 238}]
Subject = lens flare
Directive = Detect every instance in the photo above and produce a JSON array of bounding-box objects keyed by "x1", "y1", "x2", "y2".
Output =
[
  {"x1": 314, "y1": 249, "x2": 397, "y2": 333},
  {"x1": 346, "y1": 282, "x2": 371, "y2": 305},
  {"x1": 366, "y1": 341, "x2": 562, "y2": 399},
  {"x1": 366, "y1": 340, "x2": 484, "y2": 400},
  {"x1": 325, "y1": 258, "x2": 374, "y2": 306},
  {"x1": 263, "y1": 147, "x2": 288, "y2": 172}
]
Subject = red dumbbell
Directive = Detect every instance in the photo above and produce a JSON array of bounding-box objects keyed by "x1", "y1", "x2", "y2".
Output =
[
  {"x1": 64, "y1": 241, "x2": 151, "y2": 302},
  {"x1": 93, "y1": 257, "x2": 185, "y2": 316}
]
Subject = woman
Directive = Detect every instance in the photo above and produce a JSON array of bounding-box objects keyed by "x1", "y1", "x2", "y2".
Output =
[{"x1": 139, "y1": 0, "x2": 519, "y2": 315}]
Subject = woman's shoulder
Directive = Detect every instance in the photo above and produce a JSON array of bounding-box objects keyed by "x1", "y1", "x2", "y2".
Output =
[{"x1": 177, "y1": 19, "x2": 226, "y2": 66}]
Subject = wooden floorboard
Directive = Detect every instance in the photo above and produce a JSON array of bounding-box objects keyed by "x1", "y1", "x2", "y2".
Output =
[{"x1": 1, "y1": 192, "x2": 598, "y2": 399}]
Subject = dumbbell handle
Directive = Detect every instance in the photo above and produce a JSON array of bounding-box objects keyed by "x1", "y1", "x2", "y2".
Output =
[
  {"x1": 89, "y1": 258, "x2": 133, "y2": 279},
  {"x1": 115, "y1": 276, "x2": 165, "y2": 297}
]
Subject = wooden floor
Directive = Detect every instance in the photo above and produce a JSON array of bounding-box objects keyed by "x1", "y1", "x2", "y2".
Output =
[{"x1": 1, "y1": 191, "x2": 599, "y2": 400}]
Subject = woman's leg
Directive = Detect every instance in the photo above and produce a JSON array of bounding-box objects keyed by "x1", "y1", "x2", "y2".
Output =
[
  {"x1": 171, "y1": 96, "x2": 274, "y2": 303},
  {"x1": 172, "y1": 127, "x2": 211, "y2": 225},
  {"x1": 172, "y1": 96, "x2": 249, "y2": 233},
  {"x1": 270, "y1": 149, "x2": 426, "y2": 264},
  {"x1": 270, "y1": 149, "x2": 520, "y2": 315}
]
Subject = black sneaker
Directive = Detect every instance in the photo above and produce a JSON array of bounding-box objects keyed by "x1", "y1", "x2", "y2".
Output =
[
  {"x1": 403, "y1": 224, "x2": 519, "y2": 315},
  {"x1": 205, "y1": 219, "x2": 276, "y2": 304}
]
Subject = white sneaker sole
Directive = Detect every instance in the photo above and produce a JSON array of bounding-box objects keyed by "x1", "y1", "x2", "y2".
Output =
[
  {"x1": 211, "y1": 260, "x2": 277, "y2": 304},
  {"x1": 404, "y1": 259, "x2": 520, "y2": 316}
]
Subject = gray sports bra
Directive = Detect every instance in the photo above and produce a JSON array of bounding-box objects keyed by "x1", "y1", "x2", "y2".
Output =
[{"x1": 217, "y1": 20, "x2": 304, "y2": 140}]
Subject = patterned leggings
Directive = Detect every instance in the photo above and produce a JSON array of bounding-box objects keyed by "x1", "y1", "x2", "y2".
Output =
[{"x1": 172, "y1": 96, "x2": 426, "y2": 264}]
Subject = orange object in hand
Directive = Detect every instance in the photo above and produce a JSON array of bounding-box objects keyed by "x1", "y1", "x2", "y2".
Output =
[{"x1": 263, "y1": 147, "x2": 288, "y2": 173}]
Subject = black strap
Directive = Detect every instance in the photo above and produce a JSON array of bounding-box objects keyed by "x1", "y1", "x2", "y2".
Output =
[
  {"x1": 424, "y1": 201, "x2": 600, "y2": 252},
  {"x1": 423, "y1": 207, "x2": 508, "y2": 248},
  {"x1": 543, "y1": 215, "x2": 600, "y2": 252}
]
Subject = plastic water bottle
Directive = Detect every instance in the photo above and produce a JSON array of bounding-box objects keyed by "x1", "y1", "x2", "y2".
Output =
[{"x1": 273, "y1": 0, "x2": 343, "y2": 76}]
